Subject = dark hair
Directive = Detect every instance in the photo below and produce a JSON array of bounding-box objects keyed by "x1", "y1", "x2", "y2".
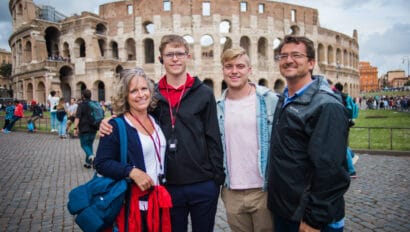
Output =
[
  {"x1": 82, "y1": 89, "x2": 92, "y2": 99},
  {"x1": 276, "y1": 35, "x2": 315, "y2": 61},
  {"x1": 335, "y1": 82, "x2": 343, "y2": 92},
  {"x1": 50, "y1": 90, "x2": 56, "y2": 96}
]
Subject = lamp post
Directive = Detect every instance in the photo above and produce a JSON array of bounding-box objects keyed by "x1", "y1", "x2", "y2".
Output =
[{"x1": 403, "y1": 56, "x2": 409, "y2": 77}]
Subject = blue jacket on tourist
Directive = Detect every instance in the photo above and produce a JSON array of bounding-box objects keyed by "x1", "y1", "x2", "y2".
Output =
[{"x1": 216, "y1": 83, "x2": 278, "y2": 189}]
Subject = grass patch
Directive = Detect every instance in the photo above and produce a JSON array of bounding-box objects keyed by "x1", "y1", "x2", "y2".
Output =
[{"x1": 349, "y1": 110, "x2": 410, "y2": 151}]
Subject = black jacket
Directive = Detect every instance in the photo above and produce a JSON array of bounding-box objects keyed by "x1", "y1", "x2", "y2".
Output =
[
  {"x1": 152, "y1": 76, "x2": 225, "y2": 185},
  {"x1": 267, "y1": 76, "x2": 350, "y2": 229}
]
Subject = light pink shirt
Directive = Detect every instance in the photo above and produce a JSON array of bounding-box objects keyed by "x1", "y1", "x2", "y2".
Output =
[{"x1": 225, "y1": 94, "x2": 263, "y2": 189}]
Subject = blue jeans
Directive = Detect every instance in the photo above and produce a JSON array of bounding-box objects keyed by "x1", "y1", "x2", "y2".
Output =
[
  {"x1": 50, "y1": 111, "x2": 57, "y2": 130},
  {"x1": 273, "y1": 215, "x2": 344, "y2": 232},
  {"x1": 58, "y1": 115, "x2": 67, "y2": 136},
  {"x1": 79, "y1": 132, "x2": 96, "y2": 164},
  {"x1": 6, "y1": 116, "x2": 22, "y2": 131},
  {"x1": 166, "y1": 180, "x2": 219, "y2": 232}
]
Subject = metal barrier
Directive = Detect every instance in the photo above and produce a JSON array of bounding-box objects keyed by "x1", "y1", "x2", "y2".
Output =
[
  {"x1": 349, "y1": 126, "x2": 410, "y2": 151},
  {"x1": 0, "y1": 116, "x2": 51, "y2": 131}
]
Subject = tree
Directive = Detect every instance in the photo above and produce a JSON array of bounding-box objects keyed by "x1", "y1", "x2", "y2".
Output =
[{"x1": 0, "y1": 63, "x2": 12, "y2": 78}]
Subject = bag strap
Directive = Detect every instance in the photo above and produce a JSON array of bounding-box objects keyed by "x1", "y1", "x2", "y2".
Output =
[
  {"x1": 113, "y1": 117, "x2": 130, "y2": 232},
  {"x1": 114, "y1": 117, "x2": 127, "y2": 164}
]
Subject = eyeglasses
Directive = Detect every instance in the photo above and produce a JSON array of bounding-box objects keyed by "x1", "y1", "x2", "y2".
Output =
[
  {"x1": 163, "y1": 52, "x2": 188, "y2": 59},
  {"x1": 275, "y1": 52, "x2": 309, "y2": 61}
]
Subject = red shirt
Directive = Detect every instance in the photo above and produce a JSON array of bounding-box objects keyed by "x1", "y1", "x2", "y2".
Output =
[
  {"x1": 158, "y1": 74, "x2": 194, "y2": 108},
  {"x1": 14, "y1": 103, "x2": 24, "y2": 117}
]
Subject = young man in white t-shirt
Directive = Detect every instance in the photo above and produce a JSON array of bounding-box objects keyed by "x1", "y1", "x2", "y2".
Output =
[
  {"x1": 47, "y1": 90, "x2": 60, "y2": 132},
  {"x1": 216, "y1": 47, "x2": 278, "y2": 232}
]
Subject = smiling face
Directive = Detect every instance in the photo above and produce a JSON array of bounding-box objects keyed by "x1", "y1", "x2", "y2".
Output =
[
  {"x1": 279, "y1": 42, "x2": 315, "y2": 83},
  {"x1": 127, "y1": 76, "x2": 151, "y2": 114},
  {"x1": 161, "y1": 44, "x2": 190, "y2": 78},
  {"x1": 222, "y1": 54, "x2": 252, "y2": 91}
]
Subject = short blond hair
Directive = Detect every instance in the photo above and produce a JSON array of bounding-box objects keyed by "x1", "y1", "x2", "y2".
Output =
[{"x1": 220, "y1": 46, "x2": 250, "y2": 66}]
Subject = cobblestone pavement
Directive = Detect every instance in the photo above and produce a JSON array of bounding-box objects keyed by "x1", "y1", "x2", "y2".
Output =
[{"x1": 0, "y1": 132, "x2": 409, "y2": 231}]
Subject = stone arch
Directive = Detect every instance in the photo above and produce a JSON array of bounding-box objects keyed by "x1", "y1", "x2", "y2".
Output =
[
  {"x1": 289, "y1": 25, "x2": 300, "y2": 35},
  {"x1": 221, "y1": 36, "x2": 232, "y2": 53},
  {"x1": 240, "y1": 36, "x2": 251, "y2": 58},
  {"x1": 327, "y1": 45, "x2": 334, "y2": 65},
  {"x1": 59, "y1": 66, "x2": 74, "y2": 101},
  {"x1": 274, "y1": 79, "x2": 285, "y2": 93},
  {"x1": 125, "y1": 38, "x2": 136, "y2": 61},
  {"x1": 26, "y1": 83, "x2": 34, "y2": 101},
  {"x1": 62, "y1": 42, "x2": 70, "y2": 60},
  {"x1": 257, "y1": 37, "x2": 268, "y2": 69},
  {"x1": 318, "y1": 43, "x2": 325, "y2": 64},
  {"x1": 76, "y1": 82, "x2": 87, "y2": 98},
  {"x1": 343, "y1": 49, "x2": 348, "y2": 67},
  {"x1": 143, "y1": 21, "x2": 155, "y2": 34},
  {"x1": 258, "y1": 78, "x2": 268, "y2": 87},
  {"x1": 25, "y1": 41, "x2": 32, "y2": 63},
  {"x1": 219, "y1": 20, "x2": 231, "y2": 33},
  {"x1": 115, "y1": 65, "x2": 123, "y2": 74},
  {"x1": 143, "y1": 38, "x2": 155, "y2": 63},
  {"x1": 273, "y1": 37, "x2": 282, "y2": 59},
  {"x1": 203, "y1": 79, "x2": 214, "y2": 91},
  {"x1": 94, "y1": 81, "x2": 105, "y2": 102},
  {"x1": 183, "y1": 35, "x2": 195, "y2": 60},
  {"x1": 221, "y1": 80, "x2": 227, "y2": 94},
  {"x1": 96, "y1": 23, "x2": 107, "y2": 35},
  {"x1": 110, "y1": 41, "x2": 119, "y2": 59},
  {"x1": 74, "y1": 38, "x2": 86, "y2": 58},
  {"x1": 45, "y1": 27, "x2": 61, "y2": 58},
  {"x1": 37, "y1": 82, "x2": 46, "y2": 105},
  {"x1": 98, "y1": 39, "x2": 106, "y2": 58},
  {"x1": 200, "y1": 35, "x2": 214, "y2": 59},
  {"x1": 336, "y1": 48, "x2": 342, "y2": 66}
]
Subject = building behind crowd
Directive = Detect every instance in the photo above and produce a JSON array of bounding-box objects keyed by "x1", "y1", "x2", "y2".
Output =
[
  {"x1": 8, "y1": 0, "x2": 360, "y2": 105},
  {"x1": 359, "y1": 61, "x2": 378, "y2": 92},
  {"x1": 0, "y1": 48, "x2": 12, "y2": 97}
]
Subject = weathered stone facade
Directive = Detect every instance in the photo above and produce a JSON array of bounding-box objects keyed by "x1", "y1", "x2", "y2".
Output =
[{"x1": 9, "y1": 0, "x2": 360, "y2": 105}]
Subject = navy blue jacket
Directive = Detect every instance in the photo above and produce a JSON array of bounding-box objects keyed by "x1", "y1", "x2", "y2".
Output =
[{"x1": 94, "y1": 115, "x2": 146, "y2": 180}]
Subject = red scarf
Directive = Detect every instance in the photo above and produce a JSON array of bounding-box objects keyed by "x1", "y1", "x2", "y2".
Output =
[{"x1": 114, "y1": 185, "x2": 172, "y2": 232}]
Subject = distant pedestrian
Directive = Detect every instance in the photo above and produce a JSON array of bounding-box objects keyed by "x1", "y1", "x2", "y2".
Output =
[
  {"x1": 48, "y1": 90, "x2": 60, "y2": 132},
  {"x1": 56, "y1": 98, "x2": 68, "y2": 139},
  {"x1": 4, "y1": 99, "x2": 24, "y2": 133},
  {"x1": 66, "y1": 98, "x2": 78, "y2": 135},
  {"x1": 73, "y1": 89, "x2": 98, "y2": 169},
  {"x1": 28, "y1": 100, "x2": 43, "y2": 132},
  {"x1": 2, "y1": 101, "x2": 15, "y2": 133}
]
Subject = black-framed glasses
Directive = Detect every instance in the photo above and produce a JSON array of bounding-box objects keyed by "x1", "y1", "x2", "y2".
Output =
[
  {"x1": 275, "y1": 52, "x2": 308, "y2": 61},
  {"x1": 163, "y1": 52, "x2": 188, "y2": 59}
]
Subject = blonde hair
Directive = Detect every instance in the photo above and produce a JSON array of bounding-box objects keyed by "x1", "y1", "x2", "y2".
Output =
[
  {"x1": 220, "y1": 46, "x2": 250, "y2": 66},
  {"x1": 112, "y1": 67, "x2": 156, "y2": 115}
]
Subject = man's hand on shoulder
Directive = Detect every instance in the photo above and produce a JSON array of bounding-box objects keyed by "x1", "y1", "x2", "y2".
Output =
[{"x1": 99, "y1": 115, "x2": 116, "y2": 137}]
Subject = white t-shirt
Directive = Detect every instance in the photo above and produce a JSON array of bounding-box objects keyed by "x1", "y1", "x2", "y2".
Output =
[
  {"x1": 225, "y1": 93, "x2": 263, "y2": 189},
  {"x1": 48, "y1": 95, "x2": 60, "y2": 112}
]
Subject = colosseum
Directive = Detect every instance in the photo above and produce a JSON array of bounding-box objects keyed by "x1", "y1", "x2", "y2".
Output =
[{"x1": 8, "y1": 0, "x2": 360, "y2": 105}]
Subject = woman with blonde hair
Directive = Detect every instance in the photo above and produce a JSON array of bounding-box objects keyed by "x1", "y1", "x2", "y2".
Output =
[{"x1": 94, "y1": 67, "x2": 172, "y2": 231}]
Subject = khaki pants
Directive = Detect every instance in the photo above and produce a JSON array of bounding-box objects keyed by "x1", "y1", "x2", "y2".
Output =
[{"x1": 221, "y1": 187, "x2": 273, "y2": 232}]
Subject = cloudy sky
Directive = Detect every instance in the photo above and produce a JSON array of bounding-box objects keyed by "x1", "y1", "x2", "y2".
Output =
[{"x1": 1, "y1": 0, "x2": 409, "y2": 76}]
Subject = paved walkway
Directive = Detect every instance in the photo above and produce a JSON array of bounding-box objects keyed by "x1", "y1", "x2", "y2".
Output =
[{"x1": 0, "y1": 132, "x2": 409, "y2": 231}]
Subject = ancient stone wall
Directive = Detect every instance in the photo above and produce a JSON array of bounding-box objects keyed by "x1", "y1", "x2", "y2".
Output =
[{"x1": 9, "y1": 0, "x2": 360, "y2": 104}]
